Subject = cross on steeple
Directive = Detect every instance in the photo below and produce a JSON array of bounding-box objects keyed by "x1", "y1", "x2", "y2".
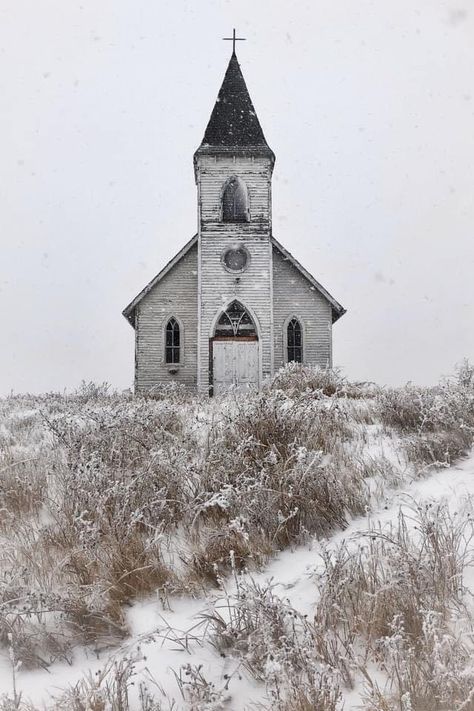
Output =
[{"x1": 222, "y1": 28, "x2": 246, "y2": 54}]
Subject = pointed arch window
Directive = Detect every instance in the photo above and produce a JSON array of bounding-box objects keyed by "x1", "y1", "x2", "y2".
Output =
[
  {"x1": 222, "y1": 177, "x2": 249, "y2": 222},
  {"x1": 165, "y1": 318, "x2": 180, "y2": 363},
  {"x1": 287, "y1": 318, "x2": 303, "y2": 363},
  {"x1": 215, "y1": 301, "x2": 257, "y2": 338}
]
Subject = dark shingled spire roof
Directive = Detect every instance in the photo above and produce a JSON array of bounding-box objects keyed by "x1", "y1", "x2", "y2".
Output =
[{"x1": 196, "y1": 52, "x2": 273, "y2": 158}]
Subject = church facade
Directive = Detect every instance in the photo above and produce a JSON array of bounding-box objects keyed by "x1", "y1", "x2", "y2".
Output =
[{"x1": 123, "y1": 49, "x2": 345, "y2": 394}]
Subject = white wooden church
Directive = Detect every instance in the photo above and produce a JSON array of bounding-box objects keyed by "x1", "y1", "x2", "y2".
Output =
[{"x1": 123, "y1": 42, "x2": 345, "y2": 394}]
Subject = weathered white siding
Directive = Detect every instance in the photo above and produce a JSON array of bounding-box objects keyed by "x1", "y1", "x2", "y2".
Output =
[
  {"x1": 198, "y1": 235, "x2": 273, "y2": 390},
  {"x1": 196, "y1": 153, "x2": 274, "y2": 392},
  {"x1": 197, "y1": 154, "x2": 272, "y2": 235},
  {"x1": 272, "y1": 245, "x2": 332, "y2": 370},
  {"x1": 135, "y1": 244, "x2": 198, "y2": 391},
  {"x1": 131, "y1": 158, "x2": 336, "y2": 393}
]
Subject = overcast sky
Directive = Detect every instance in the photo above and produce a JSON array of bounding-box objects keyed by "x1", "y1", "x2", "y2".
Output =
[{"x1": 1, "y1": 0, "x2": 473, "y2": 394}]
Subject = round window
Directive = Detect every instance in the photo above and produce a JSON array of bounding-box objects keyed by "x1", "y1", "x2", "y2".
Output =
[{"x1": 222, "y1": 246, "x2": 249, "y2": 273}]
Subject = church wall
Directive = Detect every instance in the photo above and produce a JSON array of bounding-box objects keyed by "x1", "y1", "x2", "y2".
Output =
[
  {"x1": 272, "y1": 246, "x2": 332, "y2": 371},
  {"x1": 135, "y1": 244, "x2": 198, "y2": 391},
  {"x1": 196, "y1": 152, "x2": 274, "y2": 392},
  {"x1": 198, "y1": 154, "x2": 272, "y2": 235},
  {"x1": 198, "y1": 235, "x2": 273, "y2": 392}
]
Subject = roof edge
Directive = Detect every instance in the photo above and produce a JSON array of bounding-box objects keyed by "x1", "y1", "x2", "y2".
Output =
[
  {"x1": 193, "y1": 145, "x2": 275, "y2": 181},
  {"x1": 122, "y1": 234, "x2": 198, "y2": 327},
  {"x1": 271, "y1": 237, "x2": 346, "y2": 323},
  {"x1": 194, "y1": 144, "x2": 275, "y2": 161}
]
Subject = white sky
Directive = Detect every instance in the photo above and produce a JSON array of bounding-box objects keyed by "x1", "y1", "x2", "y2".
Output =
[{"x1": 1, "y1": 0, "x2": 473, "y2": 394}]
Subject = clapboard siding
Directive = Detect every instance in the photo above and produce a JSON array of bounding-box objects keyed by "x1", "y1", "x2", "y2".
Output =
[
  {"x1": 273, "y1": 246, "x2": 332, "y2": 370},
  {"x1": 196, "y1": 152, "x2": 273, "y2": 392},
  {"x1": 135, "y1": 244, "x2": 198, "y2": 391},
  {"x1": 198, "y1": 235, "x2": 272, "y2": 390},
  {"x1": 198, "y1": 154, "x2": 272, "y2": 231}
]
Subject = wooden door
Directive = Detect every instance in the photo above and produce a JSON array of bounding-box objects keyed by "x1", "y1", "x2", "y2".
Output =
[
  {"x1": 212, "y1": 341, "x2": 235, "y2": 393},
  {"x1": 234, "y1": 341, "x2": 259, "y2": 387},
  {"x1": 213, "y1": 340, "x2": 259, "y2": 394}
]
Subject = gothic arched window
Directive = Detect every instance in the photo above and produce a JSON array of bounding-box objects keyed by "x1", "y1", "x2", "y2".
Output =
[
  {"x1": 222, "y1": 177, "x2": 249, "y2": 223},
  {"x1": 287, "y1": 318, "x2": 302, "y2": 363},
  {"x1": 215, "y1": 301, "x2": 257, "y2": 338},
  {"x1": 165, "y1": 317, "x2": 180, "y2": 363}
]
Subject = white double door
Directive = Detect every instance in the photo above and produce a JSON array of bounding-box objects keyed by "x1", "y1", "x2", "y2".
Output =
[{"x1": 212, "y1": 339, "x2": 259, "y2": 395}]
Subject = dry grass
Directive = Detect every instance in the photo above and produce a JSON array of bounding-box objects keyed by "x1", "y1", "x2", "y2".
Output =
[
  {"x1": 0, "y1": 364, "x2": 474, "y2": 709},
  {"x1": 316, "y1": 502, "x2": 472, "y2": 641},
  {"x1": 377, "y1": 371, "x2": 474, "y2": 468},
  {"x1": 0, "y1": 455, "x2": 46, "y2": 523},
  {"x1": 193, "y1": 499, "x2": 474, "y2": 710},
  {"x1": 314, "y1": 502, "x2": 474, "y2": 709},
  {"x1": 188, "y1": 527, "x2": 271, "y2": 585},
  {"x1": 0, "y1": 652, "x2": 166, "y2": 711},
  {"x1": 267, "y1": 670, "x2": 342, "y2": 711},
  {"x1": 227, "y1": 388, "x2": 354, "y2": 457},
  {"x1": 199, "y1": 572, "x2": 320, "y2": 698},
  {"x1": 0, "y1": 394, "x2": 191, "y2": 669},
  {"x1": 196, "y1": 568, "x2": 344, "y2": 708},
  {"x1": 270, "y1": 362, "x2": 375, "y2": 399},
  {"x1": 195, "y1": 388, "x2": 368, "y2": 556}
]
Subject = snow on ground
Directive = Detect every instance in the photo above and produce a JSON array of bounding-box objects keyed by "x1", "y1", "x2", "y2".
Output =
[
  {"x1": 260, "y1": 449, "x2": 474, "y2": 616},
  {"x1": 2, "y1": 450, "x2": 473, "y2": 708}
]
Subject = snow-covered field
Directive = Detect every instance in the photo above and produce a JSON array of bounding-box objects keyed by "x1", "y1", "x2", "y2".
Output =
[{"x1": 1, "y1": 365, "x2": 474, "y2": 710}]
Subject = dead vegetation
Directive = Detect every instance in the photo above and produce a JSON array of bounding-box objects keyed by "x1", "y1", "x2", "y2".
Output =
[
  {"x1": 313, "y1": 502, "x2": 474, "y2": 710},
  {"x1": 377, "y1": 361, "x2": 474, "y2": 468},
  {"x1": 0, "y1": 363, "x2": 473, "y2": 709}
]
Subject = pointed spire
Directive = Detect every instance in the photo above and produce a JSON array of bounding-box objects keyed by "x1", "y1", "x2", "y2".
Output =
[{"x1": 196, "y1": 52, "x2": 273, "y2": 157}]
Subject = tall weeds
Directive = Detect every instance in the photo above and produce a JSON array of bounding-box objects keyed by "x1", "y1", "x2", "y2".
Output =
[
  {"x1": 1, "y1": 365, "x2": 474, "y2": 709},
  {"x1": 314, "y1": 502, "x2": 474, "y2": 709}
]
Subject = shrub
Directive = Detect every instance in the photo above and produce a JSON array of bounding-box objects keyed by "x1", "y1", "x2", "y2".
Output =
[
  {"x1": 270, "y1": 362, "x2": 373, "y2": 399},
  {"x1": 194, "y1": 392, "x2": 366, "y2": 554},
  {"x1": 456, "y1": 358, "x2": 474, "y2": 389},
  {"x1": 377, "y1": 382, "x2": 474, "y2": 466},
  {"x1": 74, "y1": 380, "x2": 113, "y2": 402},
  {"x1": 200, "y1": 572, "x2": 343, "y2": 709}
]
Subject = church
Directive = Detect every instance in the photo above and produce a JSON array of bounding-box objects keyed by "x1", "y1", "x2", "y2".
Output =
[{"x1": 123, "y1": 40, "x2": 345, "y2": 394}]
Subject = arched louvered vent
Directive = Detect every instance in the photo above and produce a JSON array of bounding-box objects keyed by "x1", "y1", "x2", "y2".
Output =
[{"x1": 222, "y1": 176, "x2": 249, "y2": 222}]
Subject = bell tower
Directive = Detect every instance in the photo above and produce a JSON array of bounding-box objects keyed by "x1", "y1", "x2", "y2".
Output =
[{"x1": 194, "y1": 45, "x2": 275, "y2": 393}]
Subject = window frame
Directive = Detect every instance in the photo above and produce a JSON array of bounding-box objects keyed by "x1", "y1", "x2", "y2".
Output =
[
  {"x1": 163, "y1": 316, "x2": 183, "y2": 367},
  {"x1": 284, "y1": 316, "x2": 304, "y2": 364},
  {"x1": 214, "y1": 300, "x2": 258, "y2": 338},
  {"x1": 220, "y1": 244, "x2": 251, "y2": 274},
  {"x1": 221, "y1": 176, "x2": 250, "y2": 223}
]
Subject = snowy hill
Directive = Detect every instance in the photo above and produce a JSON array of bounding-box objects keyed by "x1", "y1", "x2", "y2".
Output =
[{"x1": 1, "y1": 364, "x2": 474, "y2": 710}]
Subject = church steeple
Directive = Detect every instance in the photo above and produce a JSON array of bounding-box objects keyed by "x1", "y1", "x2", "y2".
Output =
[{"x1": 195, "y1": 52, "x2": 274, "y2": 160}]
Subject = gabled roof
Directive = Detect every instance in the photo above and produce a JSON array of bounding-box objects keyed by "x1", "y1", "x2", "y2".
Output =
[
  {"x1": 122, "y1": 235, "x2": 197, "y2": 326},
  {"x1": 122, "y1": 233, "x2": 346, "y2": 328},
  {"x1": 195, "y1": 52, "x2": 274, "y2": 160},
  {"x1": 271, "y1": 237, "x2": 346, "y2": 323}
]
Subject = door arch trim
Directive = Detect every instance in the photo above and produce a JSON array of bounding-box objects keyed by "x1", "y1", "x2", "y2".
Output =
[
  {"x1": 209, "y1": 299, "x2": 263, "y2": 395},
  {"x1": 209, "y1": 298, "x2": 262, "y2": 339}
]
